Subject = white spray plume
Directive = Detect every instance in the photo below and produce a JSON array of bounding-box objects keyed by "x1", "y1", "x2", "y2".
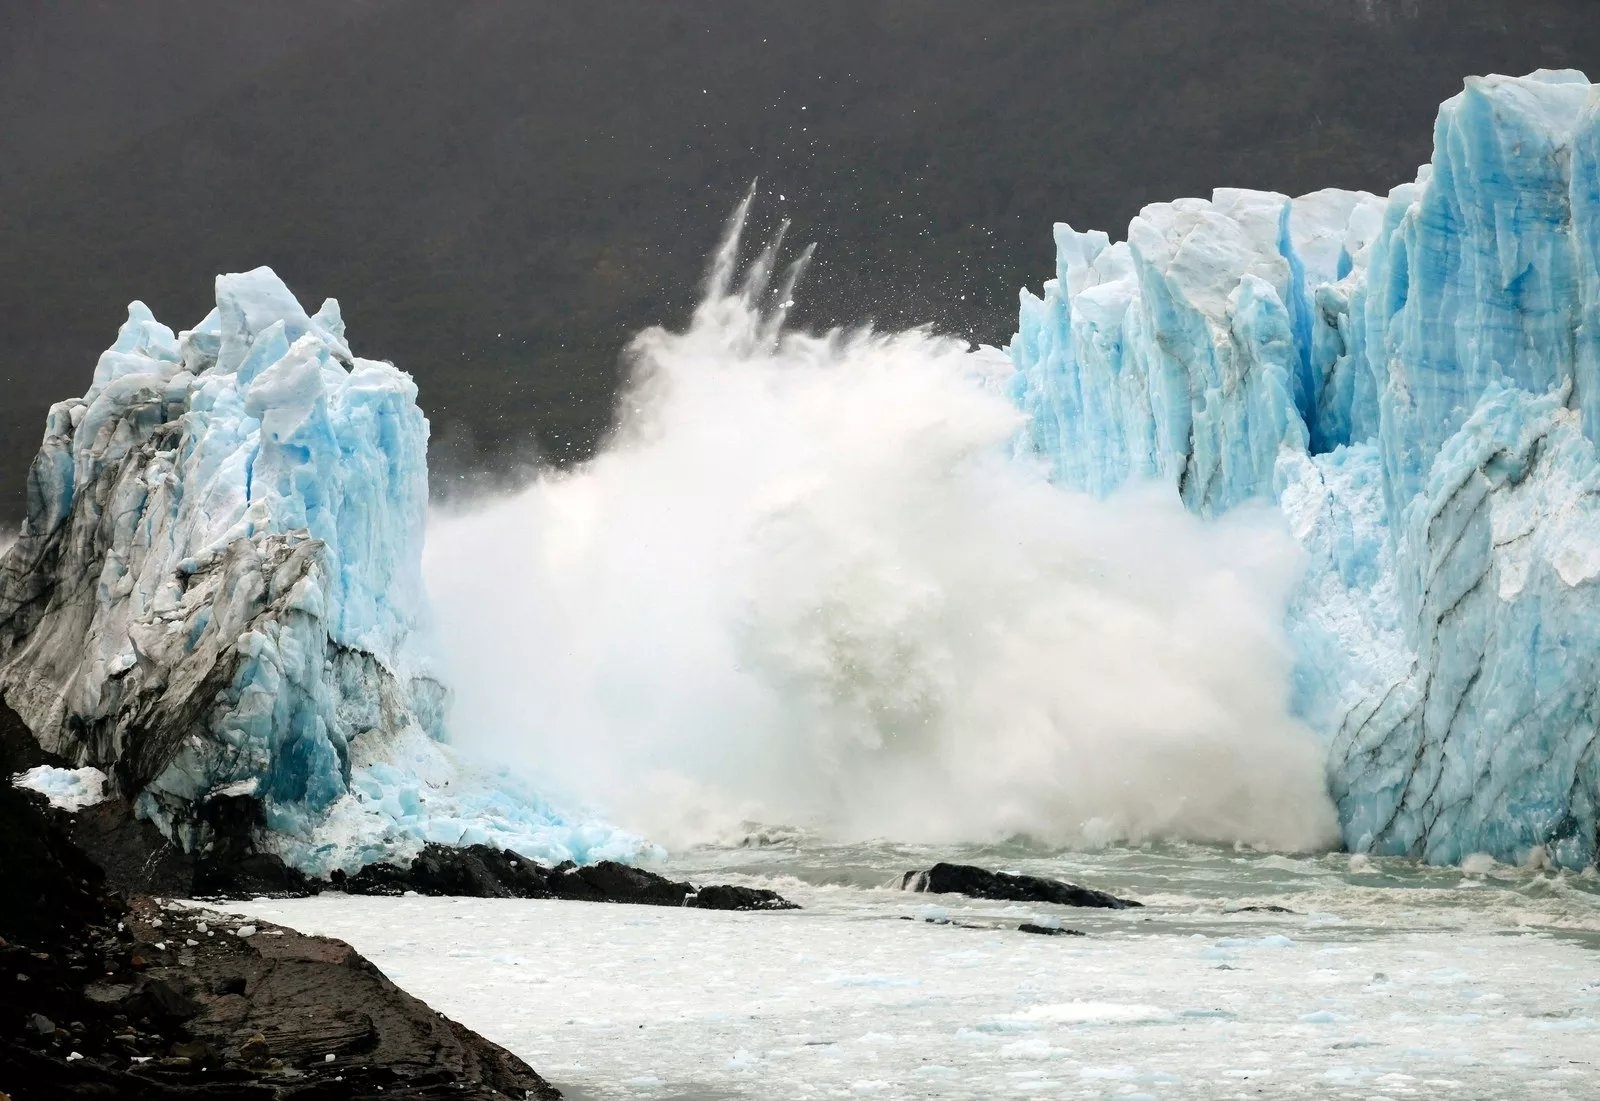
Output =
[{"x1": 425, "y1": 197, "x2": 1339, "y2": 853}]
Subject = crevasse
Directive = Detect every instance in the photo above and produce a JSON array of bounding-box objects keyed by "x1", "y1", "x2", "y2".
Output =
[
  {"x1": 0, "y1": 268, "x2": 643, "y2": 874},
  {"x1": 1011, "y1": 69, "x2": 1600, "y2": 868}
]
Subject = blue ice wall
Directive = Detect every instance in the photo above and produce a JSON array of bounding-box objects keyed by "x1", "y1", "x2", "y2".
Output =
[
  {"x1": 1012, "y1": 70, "x2": 1600, "y2": 868},
  {"x1": 0, "y1": 269, "x2": 644, "y2": 874}
]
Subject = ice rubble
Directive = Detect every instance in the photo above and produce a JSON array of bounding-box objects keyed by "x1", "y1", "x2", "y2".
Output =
[
  {"x1": 1012, "y1": 70, "x2": 1600, "y2": 868},
  {"x1": 12, "y1": 765, "x2": 108, "y2": 812},
  {"x1": 0, "y1": 268, "x2": 640, "y2": 874}
]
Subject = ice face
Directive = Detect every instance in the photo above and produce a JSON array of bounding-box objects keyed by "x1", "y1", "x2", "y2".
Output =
[
  {"x1": 1011, "y1": 70, "x2": 1600, "y2": 868},
  {"x1": 11, "y1": 765, "x2": 109, "y2": 812},
  {"x1": 1365, "y1": 71, "x2": 1600, "y2": 531},
  {"x1": 0, "y1": 267, "x2": 642, "y2": 874}
]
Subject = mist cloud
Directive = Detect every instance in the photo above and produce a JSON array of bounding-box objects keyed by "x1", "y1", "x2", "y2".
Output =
[{"x1": 424, "y1": 201, "x2": 1338, "y2": 854}]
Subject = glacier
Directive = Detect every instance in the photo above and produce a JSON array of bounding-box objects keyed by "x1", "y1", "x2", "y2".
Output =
[
  {"x1": 6, "y1": 70, "x2": 1597, "y2": 879},
  {"x1": 1012, "y1": 70, "x2": 1600, "y2": 868},
  {"x1": 0, "y1": 268, "x2": 641, "y2": 875}
]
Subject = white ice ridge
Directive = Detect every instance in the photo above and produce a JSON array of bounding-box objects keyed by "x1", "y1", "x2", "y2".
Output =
[
  {"x1": 1011, "y1": 70, "x2": 1600, "y2": 868},
  {"x1": 0, "y1": 268, "x2": 642, "y2": 874},
  {"x1": 12, "y1": 765, "x2": 108, "y2": 812}
]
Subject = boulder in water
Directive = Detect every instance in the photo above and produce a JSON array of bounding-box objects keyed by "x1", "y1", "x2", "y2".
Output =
[
  {"x1": 1017, "y1": 923, "x2": 1087, "y2": 936},
  {"x1": 899, "y1": 863, "x2": 1139, "y2": 909}
]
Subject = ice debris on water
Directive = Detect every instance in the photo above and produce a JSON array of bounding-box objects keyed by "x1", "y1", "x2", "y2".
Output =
[
  {"x1": 0, "y1": 266, "x2": 646, "y2": 875},
  {"x1": 1010, "y1": 70, "x2": 1600, "y2": 869}
]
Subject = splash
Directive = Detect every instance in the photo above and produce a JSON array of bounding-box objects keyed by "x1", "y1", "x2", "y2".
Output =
[{"x1": 425, "y1": 193, "x2": 1339, "y2": 853}]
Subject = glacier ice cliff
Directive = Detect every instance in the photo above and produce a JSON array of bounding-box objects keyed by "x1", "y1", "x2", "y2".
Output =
[
  {"x1": 1012, "y1": 70, "x2": 1600, "y2": 869},
  {"x1": 0, "y1": 269, "x2": 640, "y2": 875}
]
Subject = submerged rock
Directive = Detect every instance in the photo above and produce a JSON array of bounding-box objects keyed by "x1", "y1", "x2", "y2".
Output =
[{"x1": 899, "y1": 863, "x2": 1139, "y2": 909}]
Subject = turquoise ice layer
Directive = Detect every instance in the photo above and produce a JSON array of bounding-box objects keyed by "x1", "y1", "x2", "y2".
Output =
[
  {"x1": 1011, "y1": 71, "x2": 1600, "y2": 868},
  {"x1": 0, "y1": 268, "x2": 644, "y2": 875}
]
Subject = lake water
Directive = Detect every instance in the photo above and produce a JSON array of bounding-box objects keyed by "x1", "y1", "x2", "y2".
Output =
[{"x1": 223, "y1": 837, "x2": 1600, "y2": 1099}]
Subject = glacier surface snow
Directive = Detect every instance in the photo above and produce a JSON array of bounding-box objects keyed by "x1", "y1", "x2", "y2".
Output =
[
  {"x1": 1012, "y1": 70, "x2": 1600, "y2": 868},
  {"x1": 0, "y1": 268, "x2": 641, "y2": 874}
]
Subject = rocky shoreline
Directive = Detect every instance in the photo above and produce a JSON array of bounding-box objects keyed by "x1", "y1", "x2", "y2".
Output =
[
  {"x1": 4, "y1": 700, "x2": 796, "y2": 912},
  {"x1": 2, "y1": 704, "x2": 799, "y2": 1100},
  {"x1": 4, "y1": 701, "x2": 1165, "y2": 1099},
  {"x1": 0, "y1": 755, "x2": 556, "y2": 1100}
]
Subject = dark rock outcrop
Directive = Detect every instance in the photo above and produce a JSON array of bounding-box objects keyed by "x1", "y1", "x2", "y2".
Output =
[
  {"x1": 899, "y1": 862, "x2": 1140, "y2": 909},
  {"x1": 0, "y1": 752, "x2": 107, "y2": 950},
  {"x1": 690, "y1": 884, "x2": 797, "y2": 912},
  {"x1": 66, "y1": 793, "x2": 316, "y2": 902},
  {"x1": 1017, "y1": 923, "x2": 1087, "y2": 937},
  {"x1": 0, "y1": 745, "x2": 558, "y2": 1100},
  {"x1": 1, "y1": 696, "x2": 311, "y2": 902},
  {"x1": 0, "y1": 903, "x2": 556, "y2": 1099},
  {"x1": 334, "y1": 843, "x2": 798, "y2": 911}
]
